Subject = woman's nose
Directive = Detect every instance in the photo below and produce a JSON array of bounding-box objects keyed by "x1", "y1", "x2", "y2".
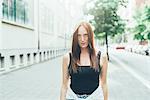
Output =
[{"x1": 81, "y1": 35, "x2": 85, "y2": 41}]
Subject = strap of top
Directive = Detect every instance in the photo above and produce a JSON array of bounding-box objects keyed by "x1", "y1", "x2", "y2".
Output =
[
  {"x1": 69, "y1": 52, "x2": 101, "y2": 66},
  {"x1": 68, "y1": 53, "x2": 72, "y2": 75},
  {"x1": 69, "y1": 53, "x2": 71, "y2": 67},
  {"x1": 97, "y1": 51, "x2": 101, "y2": 66},
  {"x1": 68, "y1": 51, "x2": 101, "y2": 74}
]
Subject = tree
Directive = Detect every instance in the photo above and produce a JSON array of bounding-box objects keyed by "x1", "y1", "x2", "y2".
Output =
[
  {"x1": 144, "y1": 6, "x2": 150, "y2": 40},
  {"x1": 133, "y1": 5, "x2": 150, "y2": 41},
  {"x1": 133, "y1": 24, "x2": 147, "y2": 41},
  {"x1": 84, "y1": 0, "x2": 127, "y2": 39},
  {"x1": 84, "y1": 0, "x2": 127, "y2": 60},
  {"x1": 144, "y1": 6, "x2": 150, "y2": 22}
]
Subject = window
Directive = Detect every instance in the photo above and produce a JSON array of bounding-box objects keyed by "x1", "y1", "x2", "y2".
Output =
[
  {"x1": 2, "y1": 0, "x2": 29, "y2": 25},
  {"x1": 40, "y1": 3, "x2": 54, "y2": 34}
]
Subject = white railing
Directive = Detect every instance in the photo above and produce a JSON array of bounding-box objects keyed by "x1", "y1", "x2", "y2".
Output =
[{"x1": 0, "y1": 48, "x2": 69, "y2": 75}]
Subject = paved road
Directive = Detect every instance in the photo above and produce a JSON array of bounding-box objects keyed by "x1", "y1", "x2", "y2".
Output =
[
  {"x1": 108, "y1": 49, "x2": 150, "y2": 100},
  {"x1": 0, "y1": 50, "x2": 150, "y2": 100}
]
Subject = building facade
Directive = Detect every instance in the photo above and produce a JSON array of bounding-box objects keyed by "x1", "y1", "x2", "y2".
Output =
[{"x1": 0, "y1": 0, "x2": 84, "y2": 74}]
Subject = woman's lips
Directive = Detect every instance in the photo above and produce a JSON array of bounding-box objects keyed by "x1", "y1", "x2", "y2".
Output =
[{"x1": 81, "y1": 42, "x2": 86, "y2": 46}]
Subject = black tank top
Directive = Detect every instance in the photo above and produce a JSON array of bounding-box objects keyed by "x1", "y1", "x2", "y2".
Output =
[{"x1": 68, "y1": 51, "x2": 101, "y2": 95}]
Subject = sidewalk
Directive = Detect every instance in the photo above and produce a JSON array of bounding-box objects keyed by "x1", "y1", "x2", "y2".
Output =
[{"x1": 0, "y1": 57, "x2": 63, "y2": 100}]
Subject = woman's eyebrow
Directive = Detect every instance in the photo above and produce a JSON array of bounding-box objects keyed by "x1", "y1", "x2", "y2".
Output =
[{"x1": 78, "y1": 33, "x2": 88, "y2": 35}]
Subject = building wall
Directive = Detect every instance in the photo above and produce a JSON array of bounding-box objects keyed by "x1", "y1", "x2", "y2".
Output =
[
  {"x1": 0, "y1": 0, "x2": 83, "y2": 74},
  {"x1": 1, "y1": 23, "x2": 36, "y2": 49},
  {"x1": 0, "y1": 0, "x2": 2, "y2": 49},
  {"x1": 1, "y1": 0, "x2": 35, "y2": 49},
  {"x1": 135, "y1": 0, "x2": 150, "y2": 8}
]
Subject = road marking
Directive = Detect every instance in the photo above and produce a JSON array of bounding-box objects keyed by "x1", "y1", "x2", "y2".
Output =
[{"x1": 111, "y1": 55, "x2": 150, "y2": 90}]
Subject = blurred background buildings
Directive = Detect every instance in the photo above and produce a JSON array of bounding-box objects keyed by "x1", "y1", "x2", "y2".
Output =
[
  {"x1": 0, "y1": 0, "x2": 85, "y2": 74},
  {"x1": 0, "y1": 0, "x2": 150, "y2": 74}
]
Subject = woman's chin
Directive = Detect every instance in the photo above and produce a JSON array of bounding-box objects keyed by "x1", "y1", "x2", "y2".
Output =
[{"x1": 80, "y1": 45, "x2": 88, "y2": 48}]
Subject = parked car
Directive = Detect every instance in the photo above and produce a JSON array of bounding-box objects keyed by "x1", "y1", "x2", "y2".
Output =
[
  {"x1": 115, "y1": 44, "x2": 125, "y2": 50},
  {"x1": 145, "y1": 46, "x2": 150, "y2": 56}
]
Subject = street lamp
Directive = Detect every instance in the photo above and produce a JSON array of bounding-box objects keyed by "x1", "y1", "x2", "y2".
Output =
[
  {"x1": 105, "y1": 31, "x2": 109, "y2": 61},
  {"x1": 104, "y1": 8, "x2": 109, "y2": 61},
  {"x1": 37, "y1": 0, "x2": 40, "y2": 51}
]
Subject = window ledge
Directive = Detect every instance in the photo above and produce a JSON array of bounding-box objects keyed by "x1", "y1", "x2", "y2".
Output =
[{"x1": 2, "y1": 19, "x2": 34, "y2": 30}]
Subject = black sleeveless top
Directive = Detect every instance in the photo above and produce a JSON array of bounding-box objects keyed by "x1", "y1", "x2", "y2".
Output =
[{"x1": 68, "y1": 51, "x2": 101, "y2": 95}]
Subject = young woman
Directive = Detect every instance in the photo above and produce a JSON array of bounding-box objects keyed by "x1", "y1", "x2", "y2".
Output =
[{"x1": 60, "y1": 22, "x2": 108, "y2": 100}]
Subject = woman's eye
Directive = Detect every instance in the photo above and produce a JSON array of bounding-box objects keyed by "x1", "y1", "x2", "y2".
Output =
[
  {"x1": 84, "y1": 34, "x2": 88, "y2": 36},
  {"x1": 84, "y1": 34, "x2": 88, "y2": 38}
]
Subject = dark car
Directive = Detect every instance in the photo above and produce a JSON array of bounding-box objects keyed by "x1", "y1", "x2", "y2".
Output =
[{"x1": 145, "y1": 46, "x2": 150, "y2": 55}]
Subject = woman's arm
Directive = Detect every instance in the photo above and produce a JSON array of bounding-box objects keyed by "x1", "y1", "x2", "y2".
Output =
[
  {"x1": 100, "y1": 53, "x2": 108, "y2": 100},
  {"x1": 60, "y1": 54, "x2": 70, "y2": 100}
]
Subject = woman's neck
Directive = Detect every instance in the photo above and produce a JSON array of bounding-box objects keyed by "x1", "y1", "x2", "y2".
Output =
[
  {"x1": 80, "y1": 48, "x2": 90, "y2": 65},
  {"x1": 80, "y1": 48, "x2": 88, "y2": 54}
]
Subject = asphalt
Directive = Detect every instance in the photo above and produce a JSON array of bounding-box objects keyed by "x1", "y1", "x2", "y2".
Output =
[{"x1": 1, "y1": 53, "x2": 149, "y2": 100}]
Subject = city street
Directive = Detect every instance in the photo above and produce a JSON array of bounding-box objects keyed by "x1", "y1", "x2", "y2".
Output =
[
  {"x1": 1, "y1": 0, "x2": 150, "y2": 100},
  {"x1": 0, "y1": 49, "x2": 150, "y2": 100},
  {"x1": 108, "y1": 48, "x2": 150, "y2": 100}
]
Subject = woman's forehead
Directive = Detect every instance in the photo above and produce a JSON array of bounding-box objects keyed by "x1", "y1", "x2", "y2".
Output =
[{"x1": 78, "y1": 26, "x2": 88, "y2": 34}]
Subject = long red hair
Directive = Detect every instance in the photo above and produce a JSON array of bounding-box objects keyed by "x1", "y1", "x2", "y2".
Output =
[{"x1": 70, "y1": 22, "x2": 98, "y2": 73}]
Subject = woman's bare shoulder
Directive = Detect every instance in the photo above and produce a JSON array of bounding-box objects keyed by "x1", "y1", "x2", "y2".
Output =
[
  {"x1": 63, "y1": 52, "x2": 70, "y2": 60},
  {"x1": 62, "y1": 52, "x2": 71, "y2": 66},
  {"x1": 95, "y1": 48, "x2": 107, "y2": 57},
  {"x1": 95, "y1": 48, "x2": 101, "y2": 55}
]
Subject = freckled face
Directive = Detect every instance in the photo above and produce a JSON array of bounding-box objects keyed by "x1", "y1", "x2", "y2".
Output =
[{"x1": 77, "y1": 26, "x2": 89, "y2": 48}]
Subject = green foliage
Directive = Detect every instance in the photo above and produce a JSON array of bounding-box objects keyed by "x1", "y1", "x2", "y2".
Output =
[
  {"x1": 134, "y1": 33, "x2": 145, "y2": 41},
  {"x1": 133, "y1": 24, "x2": 147, "y2": 41},
  {"x1": 134, "y1": 24, "x2": 147, "y2": 33},
  {"x1": 144, "y1": 6, "x2": 150, "y2": 22},
  {"x1": 147, "y1": 32, "x2": 150, "y2": 40},
  {"x1": 133, "y1": 5, "x2": 150, "y2": 40},
  {"x1": 84, "y1": 0, "x2": 127, "y2": 40}
]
